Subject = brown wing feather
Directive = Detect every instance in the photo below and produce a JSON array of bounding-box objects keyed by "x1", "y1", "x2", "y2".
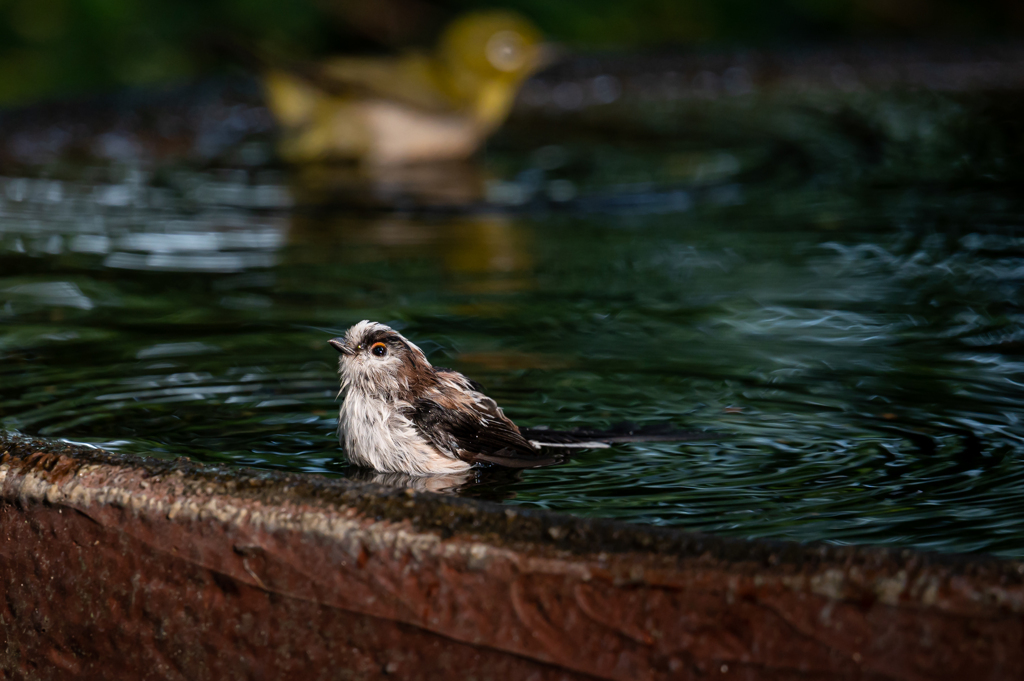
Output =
[{"x1": 409, "y1": 369, "x2": 556, "y2": 467}]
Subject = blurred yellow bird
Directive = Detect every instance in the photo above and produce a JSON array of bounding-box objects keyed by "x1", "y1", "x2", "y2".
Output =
[{"x1": 262, "y1": 10, "x2": 551, "y2": 165}]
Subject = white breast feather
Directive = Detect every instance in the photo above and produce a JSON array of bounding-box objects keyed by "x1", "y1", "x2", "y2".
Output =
[{"x1": 340, "y1": 386, "x2": 471, "y2": 475}]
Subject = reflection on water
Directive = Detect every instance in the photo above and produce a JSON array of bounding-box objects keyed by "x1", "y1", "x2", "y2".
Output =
[
  {"x1": 346, "y1": 467, "x2": 476, "y2": 495},
  {"x1": 2, "y1": 83, "x2": 1024, "y2": 557},
  {"x1": 289, "y1": 162, "x2": 489, "y2": 208},
  {"x1": 0, "y1": 172, "x2": 289, "y2": 276}
]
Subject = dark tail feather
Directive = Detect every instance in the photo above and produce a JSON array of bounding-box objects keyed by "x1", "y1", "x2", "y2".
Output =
[
  {"x1": 470, "y1": 424, "x2": 717, "y2": 471},
  {"x1": 521, "y1": 422, "x2": 718, "y2": 448},
  {"x1": 472, "y1": 451, "x2": 569, "y2": 468}
]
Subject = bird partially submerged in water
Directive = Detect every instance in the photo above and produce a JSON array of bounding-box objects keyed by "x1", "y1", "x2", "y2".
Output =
[
  {"x1": 263, "y1": 11, "x2": 553, "y2": 165},
  {"x1": 330, "y1": 321, "x2": 705, "y2": 475}
]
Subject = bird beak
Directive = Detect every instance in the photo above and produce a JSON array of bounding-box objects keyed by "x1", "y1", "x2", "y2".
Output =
[
  {"x1": 531, "y1": 43, "x2": 564, "y2": 71},
  {"x1": 329, "y1": 338, "x2": 353, "y2": 356}
]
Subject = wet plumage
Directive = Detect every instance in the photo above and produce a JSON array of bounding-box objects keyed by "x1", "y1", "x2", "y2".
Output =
[
  {"x1": 330, "y1": 321, "x2": 708, "y2": 475},
  {"x1": 331, "y1": 321, "x2": 555, "y2": 474}
]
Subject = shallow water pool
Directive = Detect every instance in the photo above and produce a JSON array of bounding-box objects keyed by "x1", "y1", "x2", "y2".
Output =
[{"x1": 2, "y1": 78, "x2": 1023, "y2": 556}]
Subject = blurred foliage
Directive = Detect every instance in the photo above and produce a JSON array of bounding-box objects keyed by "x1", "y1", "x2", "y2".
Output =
[{"x1": 0, "y1": 0, "x2": 1023, "y2": 105}]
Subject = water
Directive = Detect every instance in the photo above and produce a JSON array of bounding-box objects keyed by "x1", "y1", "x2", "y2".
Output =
[{"x1": 2, "y1": 79, "x2": 1023, "y2": 556}]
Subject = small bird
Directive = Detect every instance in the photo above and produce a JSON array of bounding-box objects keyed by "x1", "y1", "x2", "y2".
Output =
[
  {"x1": 262, "y1": 10, "x2": 552, "y2": 165},
  {"x1": 330, "y1": 321, "x2": 705, "y2": 475}
]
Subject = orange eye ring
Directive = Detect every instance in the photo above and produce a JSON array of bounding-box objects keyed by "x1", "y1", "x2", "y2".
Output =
[{"x1": 370, "y1": 342, "x2": 388, "y2": 357}]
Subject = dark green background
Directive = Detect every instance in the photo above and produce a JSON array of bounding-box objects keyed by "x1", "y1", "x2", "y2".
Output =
[{"x1": 1, "y1": 0, "x2": 1023, "y2": 105}]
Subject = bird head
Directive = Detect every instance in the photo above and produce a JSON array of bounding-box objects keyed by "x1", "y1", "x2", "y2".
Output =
[
  {"x1": 434, "y1": 10, "x2": 554, "y2": 130},
  {"x1": 330, "y1": 321, "x2": 432, "y2": 398}
]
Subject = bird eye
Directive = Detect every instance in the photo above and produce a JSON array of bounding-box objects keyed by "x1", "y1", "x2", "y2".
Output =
[
  {"x1": 370, "y1": 342, "x2": 388, "y2": 357},
  {"x1": 486, "y1": 30, "x2": 526, "y2": 72}
]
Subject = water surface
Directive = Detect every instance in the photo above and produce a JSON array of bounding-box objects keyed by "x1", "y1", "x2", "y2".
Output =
[{"x1": 2, "y1": 83, "x2": 1023, "y2": 556}]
